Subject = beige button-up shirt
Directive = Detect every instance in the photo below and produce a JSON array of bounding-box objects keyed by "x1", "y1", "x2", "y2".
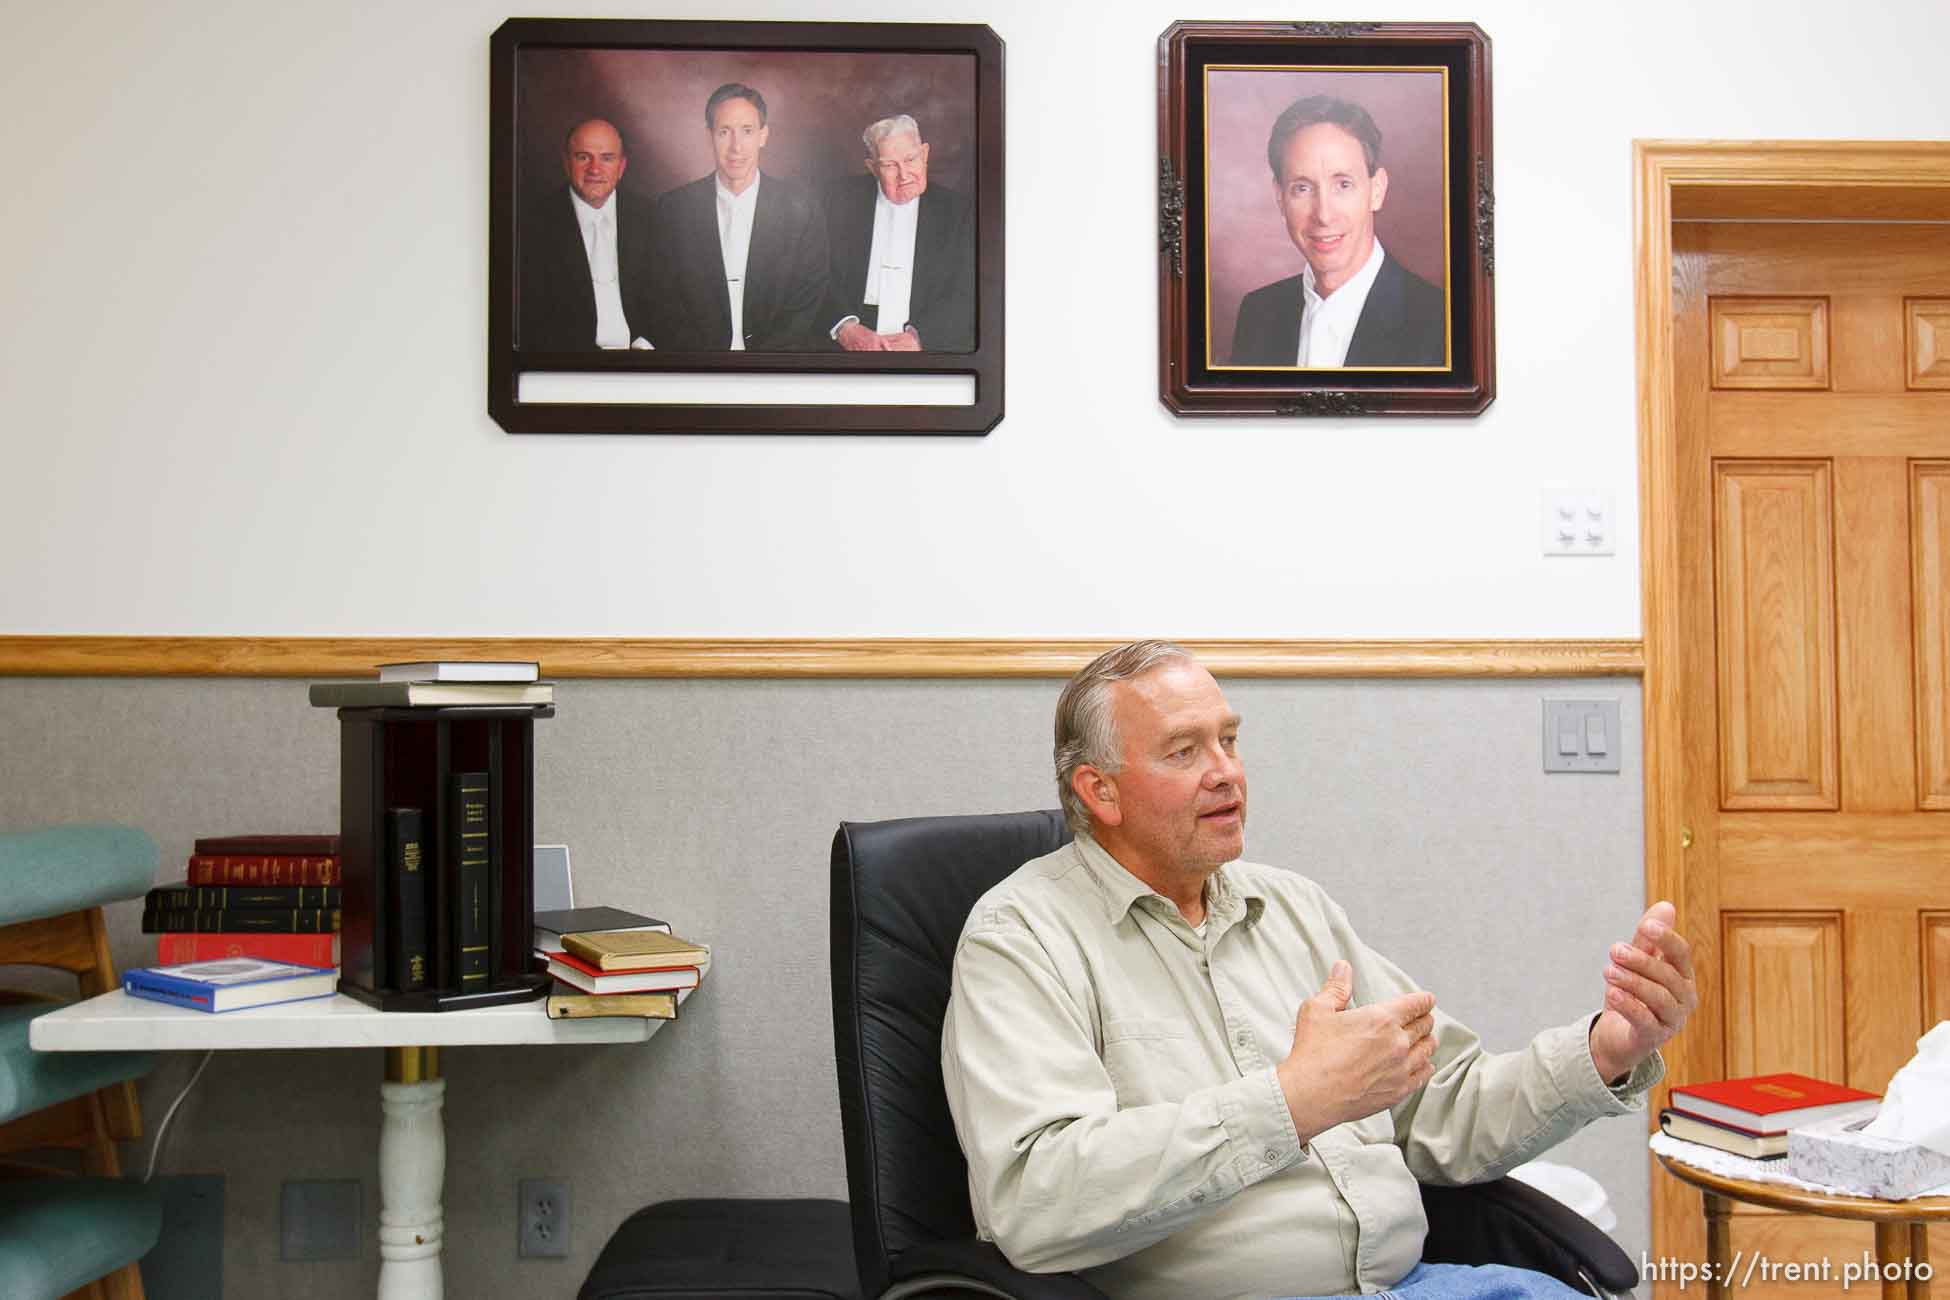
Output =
[{"x1": 940, "y1": 834, "x2": 1662, "y2": 1300}]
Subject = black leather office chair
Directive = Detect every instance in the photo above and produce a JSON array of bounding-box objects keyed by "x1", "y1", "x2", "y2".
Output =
[{"x1": 829, "y1": 810, "x2": 1641, "y2": 1300}]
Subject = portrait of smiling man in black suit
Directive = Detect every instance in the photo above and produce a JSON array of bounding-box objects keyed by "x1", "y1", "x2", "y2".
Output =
[
  {"x1": 1230, "y1": 95, "x2": 1446, "y2": 369},
  {"x1": 644, "y1": 82, "x2": 832, "y2": 352}
]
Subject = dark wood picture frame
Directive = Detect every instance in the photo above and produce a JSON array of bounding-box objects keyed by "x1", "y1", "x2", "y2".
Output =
[
  {"x1": 1158, "y1": 21, "x2": 1493, "y2": 417},
  {"x1": 489, "y1": 19, "x2": 1005, "y2": 436}
]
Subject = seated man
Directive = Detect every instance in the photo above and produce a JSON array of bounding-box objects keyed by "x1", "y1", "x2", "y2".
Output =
[{"x1": 941, "y1": 641, "x2": 1695, "y2": 1300}]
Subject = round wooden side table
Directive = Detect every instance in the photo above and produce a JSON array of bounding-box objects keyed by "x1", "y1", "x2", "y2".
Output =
[{"x1": 1656, "y1": 1153, "x2": 1950, "y2": 1300}]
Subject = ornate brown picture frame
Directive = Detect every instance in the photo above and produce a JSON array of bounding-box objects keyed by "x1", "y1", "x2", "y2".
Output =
[
  {"x1": 489, "y1": 19, "x2": 1004, "y2": 436},
  {"x1": 1158, "y1": 21, "x2": 1493, "y2": 417}
]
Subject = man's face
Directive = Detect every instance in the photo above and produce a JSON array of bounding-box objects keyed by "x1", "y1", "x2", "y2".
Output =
[
  {"x1": 563, "y1": 120, "x2": 626, "y2": 208},
  {"x1": 868, "y1": 131, "x2": 930, "y2": 204},
  {"x1": 1095, "y1": 661, "x2": 1247, "y2": 878},
  {"x1": 710, "y1": 96, "x2": 769, "y2": 189},
  {"x1": 1274, "y1": 121, "x2": 1388, "y2": 296}
]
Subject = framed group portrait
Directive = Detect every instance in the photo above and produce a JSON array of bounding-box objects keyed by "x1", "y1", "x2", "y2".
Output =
[
  {"x1": 488, "y1": 19, "x2": 1004, "y2": 435},
  {"x1": 1157, "y1": 21, "x2": 1494, "y2": 417}
]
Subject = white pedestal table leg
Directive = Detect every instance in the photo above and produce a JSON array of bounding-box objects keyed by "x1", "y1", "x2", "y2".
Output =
[{"x1": 378, "y1": 1046, "x2": 445, "y2": 1300}]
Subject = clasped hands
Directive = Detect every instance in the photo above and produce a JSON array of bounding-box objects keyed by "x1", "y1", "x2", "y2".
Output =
[
  {"x1": 1275, "y1": 901, "x2": 1698, "y2": 1142},
  {"x1": 836, "y1": 320, "x2": 922, "y2": 351}
]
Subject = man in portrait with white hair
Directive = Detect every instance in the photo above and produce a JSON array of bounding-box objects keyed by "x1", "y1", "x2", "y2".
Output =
[{"x1": 822, "y1": 113, "x2": 976, "y2": 353}]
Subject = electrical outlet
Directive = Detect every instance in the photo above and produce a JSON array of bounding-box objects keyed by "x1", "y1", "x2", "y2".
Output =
[{"x1": 518, "y1": 1178, "x2": 571, "y2": 1258}]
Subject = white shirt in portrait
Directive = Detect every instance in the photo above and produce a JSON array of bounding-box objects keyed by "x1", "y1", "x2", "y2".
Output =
[
  {"x1": 715, "y1": 173, "x2": 762, "y2": 351},
  {"x1": 569, "y1": 189, "x2": 632, "y2": 349},
  {"x1": 1296, "y1": 238, "x2": 1387, "y2": 368}
]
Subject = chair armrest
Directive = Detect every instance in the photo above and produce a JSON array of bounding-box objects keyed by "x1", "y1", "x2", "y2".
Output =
[
  {"x1": 885, "y1": 1239, "x2": 1112, "y2": 1299},
  {"x1": 1419, "y1": 1178, "x2": 1639, "y2": 1294}
]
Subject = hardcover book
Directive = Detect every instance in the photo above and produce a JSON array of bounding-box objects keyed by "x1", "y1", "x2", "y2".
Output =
[
  {"x1": 449, "y1": 772, "x2": 492, "y2": 991},
  {"x1": 123, "y1": 957, "x2": 337, "y2": 1013},
  {"x1": 142, "y1": 906, "x2": 341, "y2": 934},
  {"x1": 387, "y1": 807, "x2": 429, "y2": 992},
  {"x1": 156, "y1": 932, "x2": 340, "y2": 967},
  {"x1": 193, "y1": 834, "x2": 341, "y2": 856},
  {"x1": 187, "y1": 855, "x2": 341, "y2": 886},
  {"x1": 545, "y1": 991, "x2": 678, "y2": 1020},
  {"x1": 560, "y1": 929, "x2": 708, "y2": 972},
  {"x1": 546, "y1": 949, "x2": 700, "y2": 995},
  {"x1": 1658, "y1": 1107, "x2": 1789, "y2": 1159},
  {"x1": 378, "y1": 660, "x2": 539, "y2": 683},
  {"x1": 308, "y1": 680, "x2": 553, "y2": 708},
  {"x1": 532, "y1": 906, "x2": 668, "y2": 954},
  {"x1": 1669, "y1": 1072, "x2": 1880, "y2": 1133},
  {"x1": 147, "y1": 884, "x2": 342, "y2": 910}
]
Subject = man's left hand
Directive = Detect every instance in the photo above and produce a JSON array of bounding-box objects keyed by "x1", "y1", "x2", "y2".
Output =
[{"x1": 1588, "y1": 899, "x2": 1696, "y2": 1085}]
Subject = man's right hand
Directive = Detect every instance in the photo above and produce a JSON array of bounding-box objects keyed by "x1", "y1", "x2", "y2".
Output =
[{"x1": 1276, "y1": 960, "x2": 1438, "y2": 1144}]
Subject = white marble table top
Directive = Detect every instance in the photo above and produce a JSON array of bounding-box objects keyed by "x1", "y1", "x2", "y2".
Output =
[{"x1": 29, "y1": 988, "x2": 683, "y2": 1052}]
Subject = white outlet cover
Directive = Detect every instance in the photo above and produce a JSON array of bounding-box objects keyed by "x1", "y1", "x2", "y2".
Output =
[{"x1": 1541, "y1": 491, "x2": 1616, "y2": 557}]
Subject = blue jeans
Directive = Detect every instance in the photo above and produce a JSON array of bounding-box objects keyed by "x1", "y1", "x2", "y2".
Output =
[{"x1": 1280, "y1": 1260, "x2": 1591, "y2": 1300}]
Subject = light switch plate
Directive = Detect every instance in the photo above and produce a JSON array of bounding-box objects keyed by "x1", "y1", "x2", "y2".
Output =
[
  {"x1": 1542, "y1": 492, "x2": 1616, "y2": 556},
  {"x1": 1543, "y1": 699, "x2": 1622, "y2": 773}
]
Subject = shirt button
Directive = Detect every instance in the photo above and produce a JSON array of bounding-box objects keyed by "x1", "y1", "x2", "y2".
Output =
[
  {"x1": 1235, "y1": 1031, "x2": 1250, "y2": 1046},
  {"x1": 1192, "y1": 1190, "x2": 1206, "y2": 1203},
  {"x1": 1264, "y1": 1148, "x2": 1279, "y2": 1164}
]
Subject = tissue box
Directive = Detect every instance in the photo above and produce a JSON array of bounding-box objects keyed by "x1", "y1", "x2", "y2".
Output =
[{"x1": 1787, "y1": 1105, "x2": 1950, "y2": 1199}]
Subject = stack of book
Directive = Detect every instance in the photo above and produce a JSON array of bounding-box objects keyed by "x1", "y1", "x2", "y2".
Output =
[
  {"x1": 308, "y1": 660, "x2": 553, "y2": 709},
  {"x1": 1661, "y1": 1071, "x2": 1880, "y2": 1159},
  {"x1": 544, "y1": 927, "x2": 707, "y2": 1020},
  {"x1": 148, "y1": 834, "x2": 343, "y2": 968}
]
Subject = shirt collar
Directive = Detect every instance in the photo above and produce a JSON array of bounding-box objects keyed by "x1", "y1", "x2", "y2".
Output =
[
  {"x1": 569, "y1": 188, "x2": 616, "y2": 230},
  {"x1": 715, "y1": 171, "x2": 762, "y2": 208},
  {"x1": 1301, "y1": 237, "x2": 1387, "y2": 316},
  {"x1": 1070, "y1": 831, "x2": 1264, "y2": 931}
]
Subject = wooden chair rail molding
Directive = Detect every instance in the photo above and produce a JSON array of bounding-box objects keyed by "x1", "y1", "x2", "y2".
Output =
[{"x1": 0, "y1": 637, "x2": 1644, "y2": 679}]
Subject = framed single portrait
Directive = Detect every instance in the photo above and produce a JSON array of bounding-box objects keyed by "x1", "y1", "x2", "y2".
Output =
[
  {"x1": 1157, "y1": 21, "x2": 1494, "y2": 417},
  {"x1": 488, "y1": 19, "x2": 1004, "y2": 435}
]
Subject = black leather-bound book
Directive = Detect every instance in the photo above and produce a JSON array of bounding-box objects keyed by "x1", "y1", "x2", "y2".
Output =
[
  {"x1": 448, "y1": 773, "x2": 492, "y2": 991},
  {"x1": 386, "y1": 807, "x2": 428, "y2": 992}
]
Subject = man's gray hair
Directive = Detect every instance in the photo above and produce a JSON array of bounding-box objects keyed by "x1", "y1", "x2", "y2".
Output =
[
  {"x1": 1053, "y1": 640, "x2": 1196, "y2": 835},
  {"x1": 862, "y1": 114, "x2": 922, "y2": 154}
]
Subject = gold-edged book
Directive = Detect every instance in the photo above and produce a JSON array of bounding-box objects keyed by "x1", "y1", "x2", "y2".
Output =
[
  {"x1": 546, "y1": 992, "x2": 678, "y2": 1020},
  {"x1": 560, "y1": 928, "x2": 709, "y2": 972}
]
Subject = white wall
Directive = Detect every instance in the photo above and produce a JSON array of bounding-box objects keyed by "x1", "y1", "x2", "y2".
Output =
[{"x1": 6, "y1": 0, "x2": 1950, "y2": 639}]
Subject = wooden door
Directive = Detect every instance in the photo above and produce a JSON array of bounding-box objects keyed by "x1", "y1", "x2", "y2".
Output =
[{"x1": 1665, "y1": 217, "x2": 1950, "y2": 1298}]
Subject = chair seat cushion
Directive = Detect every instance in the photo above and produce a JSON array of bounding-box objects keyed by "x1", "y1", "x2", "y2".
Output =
[
  {"x1": 579, "y1": 1197, "x2": 860, "y2": 1300},
  {"x1": 0, "y1": 825, "x2": 158, "y2": 927},
  {"x1": 0, "y1": 1002, "x2": 155, "y2": 1123},
  {"x1": 0, "y1": 1176, "x2": 163, "y2": 1300}
]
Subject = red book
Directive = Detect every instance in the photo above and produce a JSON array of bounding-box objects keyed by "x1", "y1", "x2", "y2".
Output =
[
  {"x1": 194, "y1": 834, "x2": 341, "y2": 856},
  {"x1": 156, "y1": 932, "x2": 341, "y2": 967},
  {"x1": 1669, "y1": 1072, "x2": 1879, "y2": 1133},
  {"x1": 186, "y1": 855, "x2": 342, "y2": 886},
  {"x1": 546, "y1": 948, "x2": 701, "y2": 995}
]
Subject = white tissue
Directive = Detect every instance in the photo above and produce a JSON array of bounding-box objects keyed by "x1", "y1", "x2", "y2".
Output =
[{"x1": 1862, "y1": 1020, "x2": 1950, "y2": 1157}]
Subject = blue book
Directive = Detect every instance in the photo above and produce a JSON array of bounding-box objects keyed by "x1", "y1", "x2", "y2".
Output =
[{"x1": 123, "y1": 957, "x2": 338, "y2": 1013}]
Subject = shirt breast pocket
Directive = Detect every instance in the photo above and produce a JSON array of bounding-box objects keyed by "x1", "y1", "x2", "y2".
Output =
[{"x1": 1100, "y1": 1017, "x2": 1200, "y2": 1106}]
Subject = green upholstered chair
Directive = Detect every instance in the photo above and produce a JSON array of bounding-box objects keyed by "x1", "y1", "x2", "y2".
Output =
[{"x1": 0, "y1": 824, "x2": 166, "y2": 1300}]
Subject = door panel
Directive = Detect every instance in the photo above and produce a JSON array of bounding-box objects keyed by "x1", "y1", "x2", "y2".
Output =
[{"x1": 1668, "y1": 220, "x2": 1950, "y2": 1299}]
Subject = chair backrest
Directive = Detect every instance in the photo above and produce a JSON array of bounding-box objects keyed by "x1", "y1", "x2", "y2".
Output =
[{"x1": 830, "y1": 810, "x2": 1072, "y2": 1299}]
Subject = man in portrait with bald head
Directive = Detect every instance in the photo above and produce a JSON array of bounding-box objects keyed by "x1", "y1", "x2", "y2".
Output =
[
  {"x1": 519, "y1": 117, "x2": 653, "y2": 350},
  {"x1": 822, "y1": 113, "x2": 976, "y2": 353}
]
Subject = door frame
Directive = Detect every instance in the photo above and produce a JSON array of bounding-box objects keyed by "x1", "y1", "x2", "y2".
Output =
[{"x1": 1634, "y1": 140, "x2": 1950, "y2": 1285}]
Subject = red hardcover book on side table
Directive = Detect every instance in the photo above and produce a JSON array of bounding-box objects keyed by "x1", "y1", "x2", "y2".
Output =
[
  {"x1": 1669, "y1": 1072, "x2": 1879, "y2": 1133},
  {"x1": 157, "y1": 932, "x2": 341, "y2": 968}
]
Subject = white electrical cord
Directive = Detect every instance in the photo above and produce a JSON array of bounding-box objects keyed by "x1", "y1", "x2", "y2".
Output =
[{"x1": 142, "y1": 1049, "x2": 215, "y2": 1183}]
